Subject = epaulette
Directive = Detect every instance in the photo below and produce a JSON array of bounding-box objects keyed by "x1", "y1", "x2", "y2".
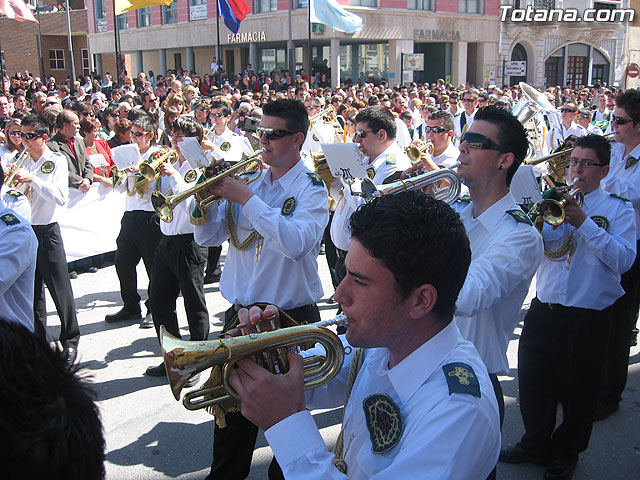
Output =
[
  {"x1": 306, "y1": 172, "x2": 324, "y2": 187},
  {"x1": 6, "y1": 189, "x2": 23, "y2": 197},
  {"x1": 442, "y1": 362, "x2": 481, "y2": 398},
  {"x1": 610, "y1": 193, "x2": 630, "y2": 202},
  {"x1": 506, "y1": 209, "x2": 533, "y2": 226},
  {"x1": 1, "y1": 213, "x2": 20, "y2": 226},
  {"x1": 457, "y1": 194, "x2": 471, "y2": 203}
]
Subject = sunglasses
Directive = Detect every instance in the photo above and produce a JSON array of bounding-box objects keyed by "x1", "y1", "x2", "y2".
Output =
[
  {"x1": 568, "y1": 158, "x2": 605, "y2": 168},
  {"x1": 211, "y1": 113, "x2": 226, "y2": 118},
  {"x1": 8, "y1": 130, "x2": 22, "y2": 137},
  {"x1": 611, "y1": 114, "x2": 634, "y2": 125},
  {"x1": 132, "y1": 131, "x2": 150, "y2": 137},
  {"x1": 107, "y1": 113, "x2": 119, "y2": 118},
  {"x1": 20, "y1": 132, "x2": 43, "y2": 140},
  {"x1": 256, "y1": 126, "x2": 299, "y2": 140},
  {"x1": 576, "y1": 115, "x2": 590, "y2": 120},
  {"x1": 560, "y1": 108, "x2": 577, "y2": 113},
  {"x1": 461, "y1": 98, "x2": 476, "y2": 103},
  {"x1": 461, "y1": 132, "x2": 503, "y2": 151},
  {"x1": 194, "y1": 109, "x2": 208, "y2": 113},
  {"x1": 425, "y1": 126, "x2": 448, "y2": 134},
  {"x1": 355, "y1": 129, "x2": 378, "y2": 139},
  {"x1": 81, "y1": 111, "x2": 95, "y2": 117}
]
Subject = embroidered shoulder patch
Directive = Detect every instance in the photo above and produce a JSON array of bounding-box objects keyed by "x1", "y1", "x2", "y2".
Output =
[
  {"x1": 220, "y1": 141, "x2": 231, "y2": 152},
  {"x1": 625, "y1": 156, "x2": 638, "y2": 169},
  {"x1": 40, "y1": 160, "x2": 55, "y2": 174},
  {"x1": 591, "y1": 215, "x2": 610, "y2": 231},
  {"x1": 362, "y1": 394, "x2": 405, "y2": 454},
  {"x1": 1, "y1": 213, "x2": 20, "y2": 226},
  {"x1": 366, "y1": 166, "x2": 376, "y2": 180},
  {"x1": 281, "y1": 197, "x2": 296, "y2": 216},
  {"x1": 312, "y1": 133, "x2": 320, "y2": 142},
  {"x1": 506, "y1": 209, "x2": 533, "y2": 226},
  {"x1": 610, "y1": 193, "x2": 630, "y2": 202},
  {"x1": 306, "y1": 172, "x2": 324, "y2": 187},
  {"x1": 443, "y1": 362, "x2": 481, "y2": 397},
  {"x1": 6, "y1": 189, "x2": 22, "y2": 197},
  {"x1": 184, "y1": 169, "x2": 198, "y2": 183},
  {"x1": 385, "y1": 154, "x2": 396, "y2": 165}
]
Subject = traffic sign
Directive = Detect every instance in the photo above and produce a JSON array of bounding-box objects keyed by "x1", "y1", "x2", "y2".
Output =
[{"x1": 627, "y1": 64, "x2": 640, "y2": 79}]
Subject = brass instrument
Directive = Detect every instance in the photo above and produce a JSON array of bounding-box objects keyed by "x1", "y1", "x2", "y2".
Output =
[
  {"x1": 3, "y1": 148, "x2": 30, "y2": 187},
  {"x1": 539, "y1": 177, "x2": 584, "y2": 228},
  {"x1": 138, "y1": 146, "x2": 180, "y2": 182},
  {"x1": 405, "y1": 141, "x2": 434, "y2": 164},
  {"x1": 152, "y1": 148, "x2": 265, "y2": 223},
  {"x1": 360, "y1": 165, "x2": 461, "y2": 204},
  {"x1": 161, "y1": 314, "x2": 349, "y2": 411},
  {"x1": 512, "y1": 82, "x2": 557, "y2": 160},
  {"x1": 308, "y1": 107, "x2": 334, "y2": 131}
]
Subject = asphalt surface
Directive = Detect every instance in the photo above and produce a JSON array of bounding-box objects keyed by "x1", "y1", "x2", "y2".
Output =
[{"x1": 43, "y1": 246, "x2": 640, "y2": 479}]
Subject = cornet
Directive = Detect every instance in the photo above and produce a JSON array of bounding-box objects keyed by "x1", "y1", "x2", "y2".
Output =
[
  {"x1": 3, "y1": 148, "x2": 30, "y2": 188},
  {"x1": 138, "y1": 146, "x2": 180, "y2": 182},
  {"x1": 539, "y1": 177, "x2": 584, "y2": 228},
  {"x1": 161, "y1": 314, "x2": 349, "y2": 411},
  {"x1": 405, "y1": 141, "x2": 434, "y2": 164},
  {"x1": 152, "y1": 148, "x2": 265, "y2": 223}
]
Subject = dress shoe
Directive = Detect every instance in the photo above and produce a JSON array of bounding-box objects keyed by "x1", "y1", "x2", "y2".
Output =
[
  {"x1": 140, "y1": 312, "x2": 154, "y2": 329},
  {"x1": 145, "y1": 363, "x2": 167, "y2": 377},
  {"x1": 184, "y1": 373, "x2": 201, "y2": 388},
  {"x1": 105, "y1": 308, "x2": 142, "y2": 323},
  {"x1": 631, "y1": 327, "x2": 638, "y2": 347},
  {"x1": 593, "y1": 402, "x2": 619, "y2": 421},
  {"x1": 63, "y1": 345, "x2": 78, "y2": 365},
  {"x1": 69, "y1": 270, "x2": 78, "y2": 279},
  {"x1": 544, "y1": 459, "x2": 577, "y2": 480},
  {"x1": 499, "y1": 444, "x2": 552, "y2": 467},
  {"x1": 204, "y1": 268, "x2": 222, "y2": 284},
  {"x1": 87, "y1": 266, "x2": 99, "y2": 273}
]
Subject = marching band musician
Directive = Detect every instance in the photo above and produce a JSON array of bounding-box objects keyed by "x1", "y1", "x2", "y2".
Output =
[
  {"x1": 453, "y1": 89, "x2": 479, "y2": 147},
  {"x1": 597, "y1": 89, "x2": 640, "y2": 420},
  {"x1": 301, "y1": 95, "x2": 335, "y2": 168},
  {"x1": 450, "y1": 106, "x2": 543, "y2": 446},
  {"x1": 425, "y1": 110, "x2": 460, "y2": 169},
  {"x1": 548, "y1": 101, "x2": 587, "y2": 151},
  {"x1": 144, "y1": 116, "x2": 209, "y2": 383},
  {"x1": 225, "y1": 192, "x2": 500, "y2": 479},
  {"x1": 106, "y1": 115, "x2": 162, "y2": 329},
  {"x1": 0, "y1": 163, "x2": 37, "y2": 332},
  {"x1": 193, "y1": 99, "x2": 329, "y2": 480},
  {"x1": 501, "y1": 134, "x2": 636, "y2": 480},
  {"x1": 12, "y1": 114, "x2": 80, "y2": 364}
]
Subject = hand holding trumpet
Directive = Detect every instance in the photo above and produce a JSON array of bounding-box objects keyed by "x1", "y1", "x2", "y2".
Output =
[{"x1": 555, "y1": 185, "x2": 587, "y2": 228}]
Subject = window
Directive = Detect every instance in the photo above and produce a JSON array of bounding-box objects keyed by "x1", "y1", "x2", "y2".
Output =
[
  {"x1": 94, "y1": 0, "x2": 106, "y2": 31},
  {"x1": 82, "y1": 49, "x2": 90, "y2": 76},
  {"x1": 459, "y1": 0, "x2": 481, "y2": 13},
  {"x1": 256, "y1": 0, "x2": 277, "y2": 13},
  {"x1": 163, "y1": 0, "x2": 178, "y2": 24},
  {"x1": 534, "y1": 0, "x2": 554, "y2": 8},
  {"x1": 409, "y1": 0, "x2": 433, "y2": 9},
  {"x1": 138, "y1": 6, "x2": 152, "y2": 27},
  {"x1": 49, "y1": 50, "x2": 65, "y2": 70},
  {"x1": 594, "y1": 2, "x2": 617, "y2": 12},
  {"x1": 349, "y1": 0, "x2": 377, "y2": 5},
  {"x1": 189, "y1": 0, "x2": 207, "y2": 20},
  {"x1": 298, "y1": 0, "x2": 308, "y2": 7},
  {"x1": 117, "y1": 13, "x2": 128, "y2": 30}
]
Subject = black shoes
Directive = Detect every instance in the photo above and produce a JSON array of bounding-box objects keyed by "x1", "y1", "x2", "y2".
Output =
[
  {"x1": 87, "y1": 266, "x2": 99, "y2": 273},
  {"x1": 63, "y1": 345, "x2": 78, "y2": 365},
  {"x1": 145, "y1": 363, "x2": 167, "y2": 377},
  {"x1": 140, "y1": 312, "x2": 154, "y2": 329},
  {"x1": 544, "y1": 459, "x2": 577, "y2": 480},
  {"x1": 105, "y1": 308, "x2": 142, "y2": 323},
  {"x1": 499, "y1": 444, "x2": 552, "y2": 467},
  {"x1": 204, "y1": 268, "x2": 222, "y2": 284},
  {"x1": 69, "y1": 271, "x2": 78, "y2": 279}
]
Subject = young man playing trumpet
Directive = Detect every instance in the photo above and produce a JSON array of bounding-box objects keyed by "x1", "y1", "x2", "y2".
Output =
[
  {"x1": 145, "y1": 116, "x2": 209, "y2": 382},
  {"x1": 501, "y1": 134, "x2": 636, "y2": 480},
  {"x1": 225, "y1": 192, "x2": 501, "y2": 479}
]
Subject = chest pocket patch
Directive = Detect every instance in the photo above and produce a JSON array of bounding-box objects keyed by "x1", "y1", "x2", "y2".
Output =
[
  {"x1": 363, "y1": 394, "x2": 404, "y2": 454},
  {"x1": 40, "y1": 160, "x2": 55, "y2": 174}
]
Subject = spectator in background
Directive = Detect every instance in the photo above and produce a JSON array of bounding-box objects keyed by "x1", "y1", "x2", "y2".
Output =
[
  {"x1": 0, "y1": 118, "x2": 23, "y2": 167},
  {"x1": 108, "y1": 118, "x2": 132, "y2": 149},
  {"x1": 79, "y1": 119, "x2": 114, "y2": 188}
]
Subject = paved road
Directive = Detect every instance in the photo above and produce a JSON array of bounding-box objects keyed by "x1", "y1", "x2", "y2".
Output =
[{"x1": 44, "y1": 247, "x2": 640, "y2": 479}]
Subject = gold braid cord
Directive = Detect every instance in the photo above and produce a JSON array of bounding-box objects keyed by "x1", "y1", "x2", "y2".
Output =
[
  {"x1": 332, "y1": 348, "x2": 365, "y2": 474},
  {"x1": 225, "y1": 200, "x2": 264, "y2": 261},
  {"x1": 544, "y1": 232, "x2": 576, "y2": 269}
]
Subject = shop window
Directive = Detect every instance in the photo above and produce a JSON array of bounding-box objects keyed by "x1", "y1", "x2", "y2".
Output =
[
  {"x1": 190, "y1": 0, "x2": 207, "y2": 20},
  {"x1": 256, "y1": 0, "x2": 277, "y2": 13},
  {"x1": 409, "y1": 0, "x2": 433, "y2": 10},
  {"x1": 349, "y1": 0, "x2": 378, "y2": 6},
  {"x1": 117, "y1": 13, "x2": 128, "y2": 30},
  {"x1": 163, "y1": 1, "x2": 178, "y2": 24},
  {"x1": 594, "y1": 2, "x2": 617, "y2": 12},
  {"x1": 94, "y1": 0, "x2": 107, "y2": 32},
  {"x1": 534, "y1": 0, "x2": 555, "y2": 8},
  {"x1": 138, "y1": 6, "x2": 152, "y2": 27},
  {"x1": 459, "y1": 0, "x2": 481, "y2": 13},
  {"x1": 49, "y1": 50, "x2": 65, "y2": 70}
]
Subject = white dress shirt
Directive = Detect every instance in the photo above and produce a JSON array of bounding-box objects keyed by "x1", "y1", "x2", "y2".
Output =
[
  {"x1": 453, "y1": 110, "x2": 476, "y2": 147},
  {"x1": 432, "y1": 142, "x2": 460, "y2": 169},
  {"x1": 194, "y1": 159, "x2": 329, "y2": 310},
  {"x1": 210, "y1": 127, "x2": 252, "y2": 163},
  {"x1": 453, "y1": 192, "x2": 543, "y2": 374},
  {"x1": 0, "y1": 200, "x2": 37, "y2": 331},
  {"x1": 302, "y1": 122, "x2": 336, "y2": 169},
  {"x1": 1, "y1": 185, "x2": 31, "y2": 223},
  {"x1": 330, "y1": 143, "x2": 411, "y2": 252},
  {"x1": 548, "y1": 122, "x2": 587, "y2": 151},
  {"x1": 27, "y1": 148, "x2": 68, "y2": 225},
  {"x1": 601, "y1": 141, "x2": 640, "y2": 240},
  {"x1": 265, "y1": 321, "x2": 500, "y2": 480},
  {"x1": 118, "y1": 146, "x2": 161, "y2": 212},
  {"x1": 536, "y1": 186, "x2": 636, "y2": 309},
  {"x1": 157, "y1": 159, "x2": 198, "y2": 236}
]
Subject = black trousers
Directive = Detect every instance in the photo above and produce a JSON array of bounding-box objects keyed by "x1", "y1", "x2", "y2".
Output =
[
  {"x1": 32, "y1": 222, "x2": 79, "y2": 349},
  {"x1": 150, "y1": 233, "x2": 209, "y2": 342},
  {"x1": 115, "y1": 210, "x2": 161, "y2": 314},
  {"x1": 518, "y1": 298, "x2": 611, "y2": 461},
  {"x1": 206, "y1": 303, "x2": 321, "y2": 480},
  {"x1": 206, "y1": 245, "x2": 222, "y2": 275},
  {"x1": 324, "y1": 213, "x2": 341, "y2": 290},
  {"x1": 599, "y1": 242, "x2": 640, "y2": 408}
]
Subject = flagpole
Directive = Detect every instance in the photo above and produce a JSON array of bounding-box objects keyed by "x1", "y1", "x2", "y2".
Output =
[
  {"x1": 287, "y1": 0, "x2": 293, "y2": 81},
  {"x1": 0, "y1": 37, "x2": 5, "y2": 95},
  {"x1": 307, "y1": 0, "x2": 311, "y2": 78},
  {"x1": 113, "y1": 4, "x2": 121, "y2": 83},
  {"x1": 216, "y1": 0, "x2": 221, "y2": 88},
  {"x1": 65, "y1": 0, "x2": 76, "y2": 93}
]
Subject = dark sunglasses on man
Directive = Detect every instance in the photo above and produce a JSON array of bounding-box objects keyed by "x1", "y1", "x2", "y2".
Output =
[
  {"x1": 256, "y1": 126, "x2": 300, "y2": 141},
  {"x1": 461, "y1": 132, "x2": 503, "y2": 151},
  {"x1": 611, "y1": 114, "x2": 634, "y2": 126}
]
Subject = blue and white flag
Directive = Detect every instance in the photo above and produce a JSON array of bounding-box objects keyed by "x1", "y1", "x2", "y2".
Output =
[{"x1": 310, "y1": 0, "x2": 363, "y2": 34}]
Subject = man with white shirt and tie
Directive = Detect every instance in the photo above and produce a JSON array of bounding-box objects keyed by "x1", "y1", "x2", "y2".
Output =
[
  {"x1": 453, "y1": 89, "x2": 479, "y2": 146},
  {"x1": 426, "y1": 110, "x2": 460, "y2": 169}
]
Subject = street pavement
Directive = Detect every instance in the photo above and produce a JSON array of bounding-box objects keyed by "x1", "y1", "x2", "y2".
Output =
[{"x1": 44, "y1": 246, "x2": 640, "y2": 479}]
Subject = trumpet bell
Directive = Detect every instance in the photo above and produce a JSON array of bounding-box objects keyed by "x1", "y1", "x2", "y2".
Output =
[
  {"x1": 139, "y1": 147, "x2": 180, "y2": 182},
  {"x1": 151, "y1": 191, "x2": 173, "y2": 223},
  {"x1": 405, "y1": 141, "x2": 434, "y2": 164}
]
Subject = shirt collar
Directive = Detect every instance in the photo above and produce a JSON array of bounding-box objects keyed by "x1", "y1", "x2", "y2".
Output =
[
  {"x1": 466, "y1": 191, "x2": 515, "y2": 231},
  {"x1": 260, "y1": 158, "x2": 306, "y2": 192}
]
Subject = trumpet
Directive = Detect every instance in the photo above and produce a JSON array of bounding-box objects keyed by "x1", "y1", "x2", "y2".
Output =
[
  {"x1": 405, "y1": 141, "x2": 435, "y2": 164},
  {"x1": 152, "y1": 148, "x2": 265, "y2": 223},
  {"x1": 138, "y1": 146, "x2": 180, "y2": 182},
  {"x1": 360, "y1": 166, "x2": 461, "y2": 204},
  {"x1": 161, "y1": 314, "x2": 349, "y2": 411},
  {"x1": 308, "y1": 107, "x2": 334, "y2": 130},
  {"x1": 539, "y1": 177, "x2": 584, "y2": 228},
  {"x1": 3, "y1": 148, "x2": 30, "y2": 187}
]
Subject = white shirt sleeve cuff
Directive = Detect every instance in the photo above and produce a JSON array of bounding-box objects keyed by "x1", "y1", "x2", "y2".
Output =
[
  {"x1": 265, "y1": 410, "x2": 328, "y2": 467},
  {"x1": 242, "y1": 194, "x2": 267, "y2": 221}
]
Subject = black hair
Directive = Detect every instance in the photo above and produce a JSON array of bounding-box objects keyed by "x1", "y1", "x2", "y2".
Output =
[
  {"x1": 210, "y1": 100, "x2": 232, "y2": 117},
  {"x1": 262, "y1": 99, "x2": 309, "y2": 137},
  {"x1": 428, "y1": 110, "x2": 454, "y2": 131},
  {"x1": 0, "y1": 321, "x2": 105, "y2": 479},
  {"x1": 55, "y1": 109, "x2": 78, "y2": 130},
  {"x1": 350, "y1": 191, "x2": 471, "y2": 322},
  {"x1": 355, "y1": 105, "x2": 396, "y2": 139},
  {"x1": 574, "y1": 134, "x2": 611, "y2": 166},
  {"x1": 615, "y1": 89, "x2": 640, "y2": 125},
  {"x1": 21, "y1": 113, "x2": 51, "y2": 136},
  {"x1": 171, "y1": 115, "x2": 204, "y2": 143},
  {"x1": 127, "y1": 107, "x2": 153, "y2": 125},
  {"x1": 474, "y1": 106, "x2": 528, "y2": 186},
  {"x1": 131, "y1": 115, "x2": 157, "y2": 143}
]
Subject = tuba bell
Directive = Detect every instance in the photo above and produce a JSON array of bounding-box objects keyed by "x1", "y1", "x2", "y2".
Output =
[{"x1": 161, "y1": 315, "x2": 349, "y2": 411}]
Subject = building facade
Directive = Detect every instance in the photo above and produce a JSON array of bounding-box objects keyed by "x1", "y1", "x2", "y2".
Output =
[{"x1": 87, "y1": 0, "x2": 502, "y2": 87}]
